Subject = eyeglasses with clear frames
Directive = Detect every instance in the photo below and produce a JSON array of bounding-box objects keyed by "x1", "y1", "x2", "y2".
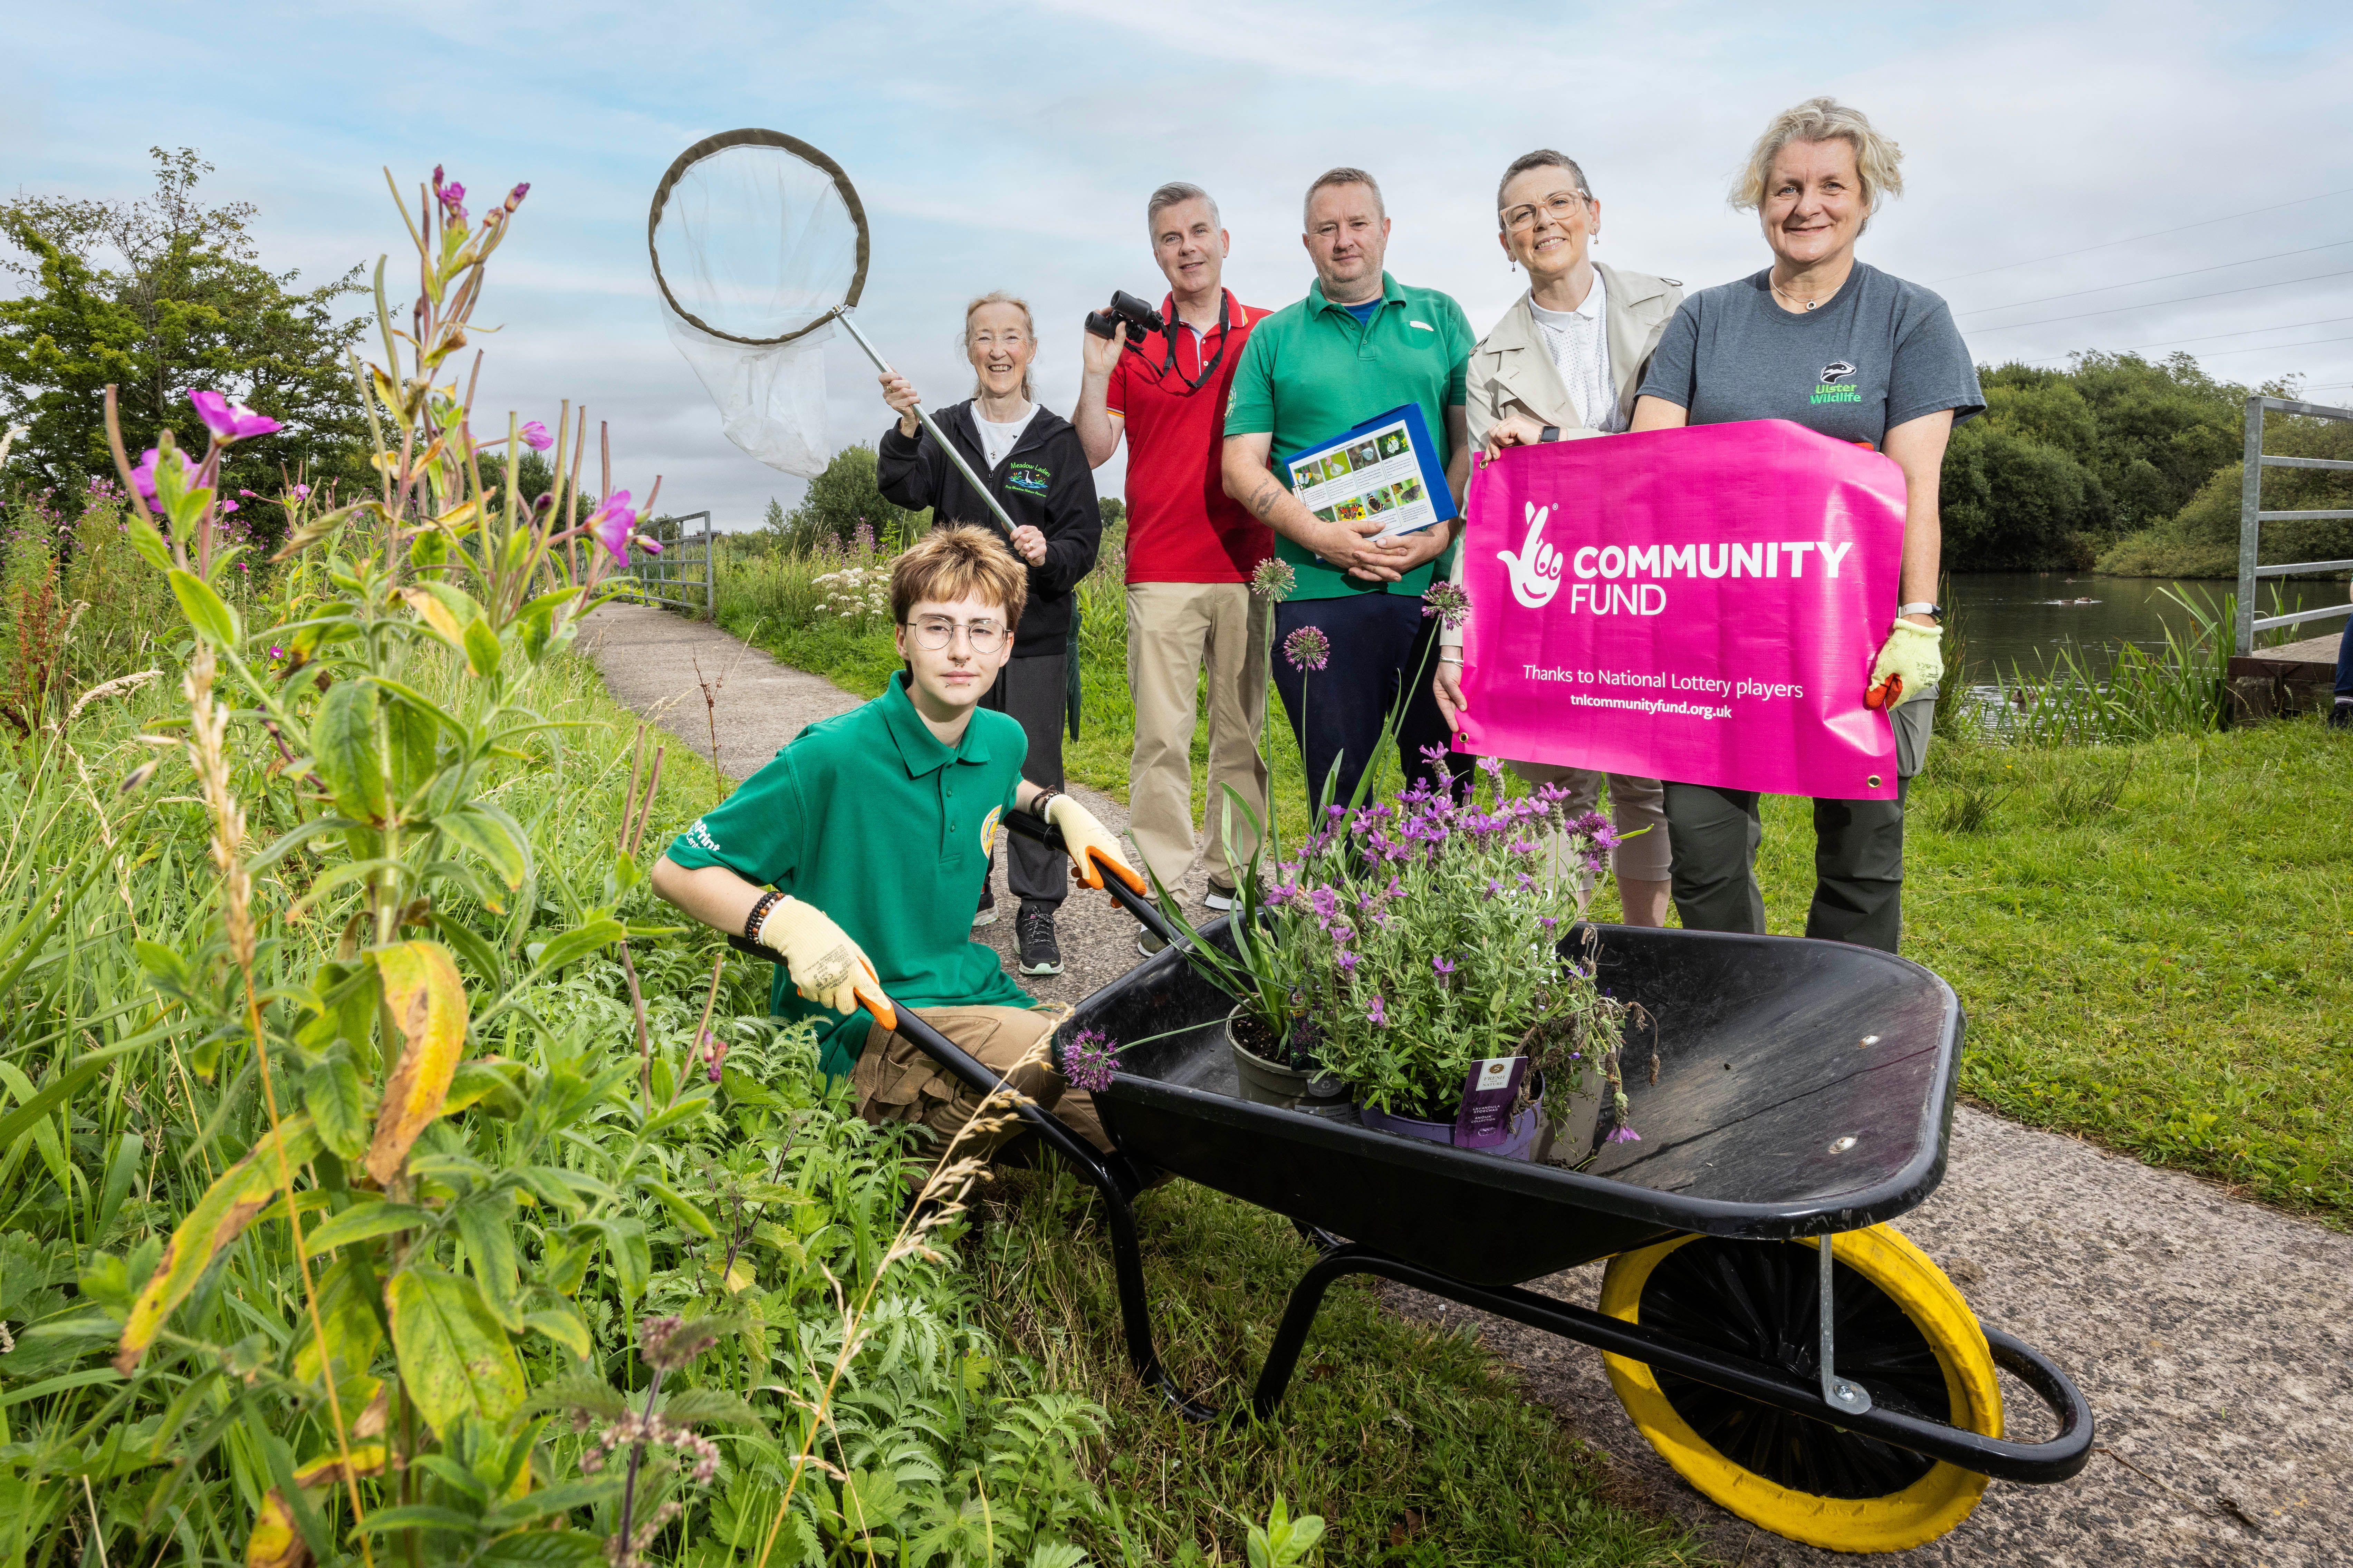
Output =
[
  {"x1": 904, "y1": 615, "x2": 1008, "y2": 654},
  {"x1": 1501, "y1": 190, "x2": 1590, "y2": 233}
]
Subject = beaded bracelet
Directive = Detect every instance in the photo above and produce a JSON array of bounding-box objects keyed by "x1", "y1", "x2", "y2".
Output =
[{"x1": 743, "y1": 889, "x2": 785, "y2": 947}]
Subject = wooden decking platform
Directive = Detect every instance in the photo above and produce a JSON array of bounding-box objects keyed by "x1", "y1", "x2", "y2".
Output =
[{"x1": 2227, "y1": 625, "x2": 2346, "y2": 719}]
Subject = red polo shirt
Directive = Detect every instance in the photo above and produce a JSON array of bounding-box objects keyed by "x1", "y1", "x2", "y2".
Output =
[{"x1": 1104, "y1": 289, "x2": 1275, "y2": 583}]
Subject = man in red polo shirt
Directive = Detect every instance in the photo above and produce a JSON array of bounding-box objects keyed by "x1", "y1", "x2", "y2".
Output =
[{"x1": 1074, "y1": 181, "x2": 1273, "y2": 948}]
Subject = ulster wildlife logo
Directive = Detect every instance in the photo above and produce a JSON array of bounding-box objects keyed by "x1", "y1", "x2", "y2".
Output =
[
  {"x1": 1812, "y1": 361, "x2": 1862, "y2": 406},
  {"x1": 1497, "y1": 502, "x2": 1564, "y2": 609}
]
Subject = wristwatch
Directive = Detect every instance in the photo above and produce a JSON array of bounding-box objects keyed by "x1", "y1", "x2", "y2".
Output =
[
  {"x1": 1896, "y1": 602, "x2": 1944, "y2": 623},
  {"x1": 1539, "y1": 425, "x2": 1561, "y2": 443}
]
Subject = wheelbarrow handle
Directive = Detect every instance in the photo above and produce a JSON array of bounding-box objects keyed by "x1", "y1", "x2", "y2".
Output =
[
  {"x1": 721, "y1": 931, "x2": 1136, "y2": 1194},
  {"x1": 1002, "y1": 809, "x2": 1177, "y2": 946}
]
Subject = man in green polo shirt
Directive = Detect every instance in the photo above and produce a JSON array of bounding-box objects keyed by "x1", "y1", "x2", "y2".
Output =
[
  {"x1": 1221, "y1": 166, "x2": 1477, "y2": 814},
  {"x1": 650, "y1": 526, "x2": 1141, "y2": 1156}
]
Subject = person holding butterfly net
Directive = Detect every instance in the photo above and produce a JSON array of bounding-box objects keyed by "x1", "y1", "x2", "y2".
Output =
[{"x1": 876, "y1": 292, "x2": 1103, "y2": 978}]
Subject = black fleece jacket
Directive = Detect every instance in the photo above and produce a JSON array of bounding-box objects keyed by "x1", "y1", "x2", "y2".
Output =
[{"x1": 876, "y1": 400, "x2": 1101, "y2": 658}]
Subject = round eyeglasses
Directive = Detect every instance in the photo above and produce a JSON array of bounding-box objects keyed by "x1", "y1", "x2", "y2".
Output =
[
  {"x1": 903, "y1": 614, "x2": 1008, "y2": 654},
  {"x1": 1501, "y1": 190, "x2": 1591, "y2": 233}
]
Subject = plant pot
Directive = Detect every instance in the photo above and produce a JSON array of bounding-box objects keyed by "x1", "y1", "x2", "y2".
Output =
[
  {"x1": 1536, "y1": 1069, "x2": 1608, "y2": 1165},
  {"x1": 1357, "y1": 1078, "x2": 1546, "y2": 1162},
  {"x1": 1226, "y1": 1008, "x2": 1312, "y2": 1108}
]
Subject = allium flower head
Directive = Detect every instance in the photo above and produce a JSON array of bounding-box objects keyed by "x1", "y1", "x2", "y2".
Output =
[
  {"x1": 1421, "y1": 578, "x2": 1472, "y2": 628},
  {"x1": 520, "y1": 420, "x2": 553, "y2": 452},
  {"x1": 1061, "y1": 1028, "x2": 1118, "y2": 1094},
  {"x1": 1249, "y1": 556, "x2": 1297, "y2": 602},
  {"x1": 188, "y1": 390, "x2": 282, "y2": 443},
  {"x1": 1283, "y1": 624, "x2": 1331, "y2": 672}
]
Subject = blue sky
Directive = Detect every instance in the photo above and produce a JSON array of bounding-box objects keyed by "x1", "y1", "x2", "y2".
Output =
[{"x1": 11, "y1": 0, "x2": 2353, "y2": 526}]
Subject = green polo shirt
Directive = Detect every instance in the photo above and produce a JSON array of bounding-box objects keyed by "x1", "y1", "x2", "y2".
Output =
[
  {"x1": 1223, "y1": 271, "x2": 1473, "y2": 601},
  {"x1": 661, "y1": 671, "x2": 1036, "y2": 1078}
]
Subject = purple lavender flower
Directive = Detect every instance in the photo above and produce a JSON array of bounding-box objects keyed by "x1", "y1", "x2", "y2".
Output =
[
  {"x1": 1283, "y1": 624, "x2": 1331, "y2": 672},
  {"x1": 1335, "y1": 949, "x2": 1360, "y2": 973},
  {"x1": 1365, "y1": 994, "x2": 1387, "y2": 1026},
  {"x1": 1431, "y1": 956, "x2": 1456, "y2": 978},
  {"x1": 1539, "y1": 916, "x2": 1559, "y2": 930},
  {"x1": 1062, "y1": 1028, "x2": 1118, "y2": 1093},
  {"x1": 1607, "y1": 1125, "x2": 1643, "y2": 1144}
]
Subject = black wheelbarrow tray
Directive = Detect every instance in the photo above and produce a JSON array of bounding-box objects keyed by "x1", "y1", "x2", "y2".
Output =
[{"x1": 855, "y1": 813, "x2": 2091, "y2": 1554}]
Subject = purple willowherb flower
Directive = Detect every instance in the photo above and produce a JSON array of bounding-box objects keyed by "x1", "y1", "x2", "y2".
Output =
[
  {"x1": 700, "y1": 1028, "x2": 729, "y2": 1083},
  {"x1": 1283, "y1": 624, "x2": 1331, "y2": 672},
  {"x1": 291, "y1": 482, "x2": 310, "y2": 500},
  {"x1": 1250, "y1": 556, "x2": 1297, "y2": 601},
  {"x1": 587, "y1": 491, "x2": 639, "y2": 562},
  {"x1": 504, "y1": 182, "x2": 530, "y2": 213},
  {"x1": 128, "y1": 445, "x2": 198, "y2": 506},
  {"x1": 269, "y1": 645, "x2": 285, "y2": 659},
  {"x1": 219, "y1": 500, "x2": 238, "y2": 514},
  {"x1": 1365, "y1": 994, "x2": 1387, "y2": 1026},
  {"x1": 1421, "y1": 578, "x2": 1472, "y2": 628},
  {"x1": 189, "y1": 390, "x2": 283, "y2": 443},
  {"x1": 520, "y1": 420, "x2": 552, "y2": 451},
  {"x1": 1607, "y1": 1125, "x2": 1642, "y2": 1144},
  {"x1": 1061, "y1": 1028, "x2": 1118, "y2": 1094}
]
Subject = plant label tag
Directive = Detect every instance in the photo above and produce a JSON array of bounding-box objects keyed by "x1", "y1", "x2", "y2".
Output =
[{"x1": 1455, "y1": 1055, "x2": 1527, "y2": 1149}]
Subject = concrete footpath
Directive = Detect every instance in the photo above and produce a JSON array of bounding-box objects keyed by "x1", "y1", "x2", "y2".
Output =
[{"x1": 583, "y1": 601, "x2": 2353, "y2": 1568}]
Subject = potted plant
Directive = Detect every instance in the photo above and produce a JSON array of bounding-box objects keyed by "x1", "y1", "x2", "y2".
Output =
[{"x1": 1280, "y1": 753, "x2": 1640, "y2": 1161}]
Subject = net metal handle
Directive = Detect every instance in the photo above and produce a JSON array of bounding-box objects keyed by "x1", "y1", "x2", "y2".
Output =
[{"x1": 829, "y1": 308, "x2": 1022, "y2": 543}]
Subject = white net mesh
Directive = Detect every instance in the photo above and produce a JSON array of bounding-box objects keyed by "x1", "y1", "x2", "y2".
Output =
[{"x1": 650, "y1": 134, "x2": 866, "y2": 478}]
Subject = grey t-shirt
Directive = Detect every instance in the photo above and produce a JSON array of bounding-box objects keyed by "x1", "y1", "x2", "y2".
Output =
[{"x1": 1636, "y1": 262, "x2": 1982, "y2": 445}]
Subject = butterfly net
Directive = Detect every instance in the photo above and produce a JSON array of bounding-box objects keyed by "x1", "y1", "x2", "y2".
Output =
[{"x1": 649, "y1": 130, "x2": 868, "y2": 477}]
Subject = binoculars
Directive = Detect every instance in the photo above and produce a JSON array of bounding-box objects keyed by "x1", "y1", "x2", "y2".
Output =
[{"x1": 1085, "y1": 290, "x2": 1167, "y2": 342}]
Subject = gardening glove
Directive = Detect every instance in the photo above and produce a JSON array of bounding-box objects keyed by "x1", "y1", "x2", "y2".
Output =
[
  {"x1": 1044, "y1": 794, "x2": 1146, "y2": 894},
  {"x1": 757, "y1": 897, "x2": 896, "y2": 1031},
  {"x1": 1866, "y1": 619, "x2": 1943, "y2": 710}
]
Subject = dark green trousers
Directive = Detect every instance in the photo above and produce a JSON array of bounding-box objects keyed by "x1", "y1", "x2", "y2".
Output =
[{"x1": 1663, "y1": 696, "x2": 1931, "y2": 954}]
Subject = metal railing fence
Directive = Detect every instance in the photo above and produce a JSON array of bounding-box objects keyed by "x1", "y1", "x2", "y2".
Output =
[
  {"x1": 626, "y1": 510, "x2": 715, "y2": 619},
  {"x1": 2236, "y1": 396, "x2": 2353, "y2": 655}
]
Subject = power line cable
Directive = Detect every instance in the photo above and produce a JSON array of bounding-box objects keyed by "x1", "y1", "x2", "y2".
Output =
[
  {"x1": 1964, "y1": 268, "x2": 2353, "y2": 336},
  {"x1": 1955, "y1": 239, "x2": 2353, "y2": 318},
  {"x1": 1924, "y1": 186, "x2": 2353, "y2": 285}
]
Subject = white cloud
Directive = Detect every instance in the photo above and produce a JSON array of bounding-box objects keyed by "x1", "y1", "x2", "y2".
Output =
[{"x1": 12, "y1": 0, "x2": 2353, "y2": 526}]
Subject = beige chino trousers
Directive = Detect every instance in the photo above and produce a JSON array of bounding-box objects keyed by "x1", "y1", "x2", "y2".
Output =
[{"x1": 1125, "y1": 582, "x2": 1271, "y2": 890}]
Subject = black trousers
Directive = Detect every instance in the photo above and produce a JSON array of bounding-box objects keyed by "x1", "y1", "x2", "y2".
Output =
[
  {"x1": 1662, "y1": 694, "x2": 1933, "y2": 954},
  {"x1": 1270, "y1": 592, "x2": 1473, "y2": 818},
  {"x1": 984, "y1": 652, "x2": 1067, "y2": 908}
]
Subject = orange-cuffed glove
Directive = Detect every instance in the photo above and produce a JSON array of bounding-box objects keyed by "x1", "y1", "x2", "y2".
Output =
[
  {"x1": 1043, "y1": 794, "x2": 1145, "y2": 894},
  {"x1": 756, "y1": 897, "x2": 895, "y2": 1030},
  {"x1": 1866, "y1": 620, "x2": 1944, "y2": 710}
]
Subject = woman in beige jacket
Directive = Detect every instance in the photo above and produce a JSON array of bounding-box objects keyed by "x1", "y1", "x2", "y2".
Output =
[{"x1": 1432, "y1": 149, "x2": 1682, "y2": 926}]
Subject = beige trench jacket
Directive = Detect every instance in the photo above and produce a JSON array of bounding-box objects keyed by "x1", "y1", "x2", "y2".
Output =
[{"x1": 1442, "y1": 262, "x2": 1683, "y2": 651}]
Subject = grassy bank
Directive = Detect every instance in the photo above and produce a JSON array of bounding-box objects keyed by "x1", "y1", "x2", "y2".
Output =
[{"x1": 714, "y1": 539, "x2": 2353, "y2": 1225}]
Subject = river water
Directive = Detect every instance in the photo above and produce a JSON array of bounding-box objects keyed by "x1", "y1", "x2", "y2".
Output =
[{"x1": 1944, "y1": 573, "x2": 2346, "y2": 684}]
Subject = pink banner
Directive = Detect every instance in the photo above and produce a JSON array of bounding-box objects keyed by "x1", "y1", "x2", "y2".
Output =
[{"x1": 1454, "y1": 420, "x2": 1906, "y2": 801}]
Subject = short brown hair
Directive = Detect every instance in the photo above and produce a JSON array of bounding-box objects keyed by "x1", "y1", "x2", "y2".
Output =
[
  {"x1": 1303, "y1": 166, "x2": 1383, "y2": 229},
  {"x1": 890, "y1": 525, "x2": 1027, "y2": 630}
]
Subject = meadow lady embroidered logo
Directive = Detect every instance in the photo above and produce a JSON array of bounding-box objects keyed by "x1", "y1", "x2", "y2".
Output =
[
  {"x1": 1496, "y1": 502, "x2": 1564, "y2": 609},
  {"x1": 1008, "y1": 462, "x2": 1051, "y2": 495}
]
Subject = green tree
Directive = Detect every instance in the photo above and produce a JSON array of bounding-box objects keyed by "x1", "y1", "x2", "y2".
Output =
[
  {"x1": 0, "y1": 148, "x2": 369, "y2": 508},
  {"x1": 779, "y1": 442, "x2": 926, "y2": 552}
]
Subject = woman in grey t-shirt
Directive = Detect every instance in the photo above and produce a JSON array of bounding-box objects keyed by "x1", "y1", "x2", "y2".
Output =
[{"x1": 1630, "y1": 97, "x2": 1982, "y2": 954}]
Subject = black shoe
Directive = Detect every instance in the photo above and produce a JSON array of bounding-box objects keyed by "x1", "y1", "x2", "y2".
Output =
[
  {"x1": 2332, "y1": 699, "x2": 2353, "y2": 731},
  {"x1": 973, "y1": 882, "x2": 998, "y2": 928},
  {"x1": 1016, "y1": 901, "x2": 1063, "y2": 976}
]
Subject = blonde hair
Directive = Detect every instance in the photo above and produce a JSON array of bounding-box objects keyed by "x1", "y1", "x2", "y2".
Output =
[
  {"x1": 962, "y1": 290, "x2": 1037, "y2": 401},
  {"x1": 1730, "y1": 97, "x2": 1904, "y2": 215},
  {"x1": 891, "y1": 525, "x2": 1028, "y2": 630}
]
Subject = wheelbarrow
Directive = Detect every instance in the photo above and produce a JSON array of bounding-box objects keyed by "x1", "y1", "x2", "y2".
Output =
[{"x1": 744, "y1": 810, "x2": 2095, "y2": 1554}]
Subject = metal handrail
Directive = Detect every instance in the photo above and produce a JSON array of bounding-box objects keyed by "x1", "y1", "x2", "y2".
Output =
[
  {"x1": 627, "y1": 510, "x2": 716, "y2": 619},
  {"x1": 2236, "y1": 397, "x2": 2353, "y2": 654}
]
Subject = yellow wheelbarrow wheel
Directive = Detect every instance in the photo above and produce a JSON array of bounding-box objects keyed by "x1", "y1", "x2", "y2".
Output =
[{"x1": 1598, "y1": 1225, "x2": 2002, "y2": 1553}]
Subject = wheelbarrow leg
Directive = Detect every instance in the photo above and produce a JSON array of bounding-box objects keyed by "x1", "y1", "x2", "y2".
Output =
[
  {"x1": 1249, "y1": 1243, "x2": 1374, "y2": 1419},
  {"x1": 1102, "y1": 1184, "x2": 1219, "y2": 1423}
]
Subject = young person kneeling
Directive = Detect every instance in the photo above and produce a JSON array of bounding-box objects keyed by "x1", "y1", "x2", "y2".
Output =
[{"x1": 649, "y1": 526, "x2": 1142, "y2": 1158}]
